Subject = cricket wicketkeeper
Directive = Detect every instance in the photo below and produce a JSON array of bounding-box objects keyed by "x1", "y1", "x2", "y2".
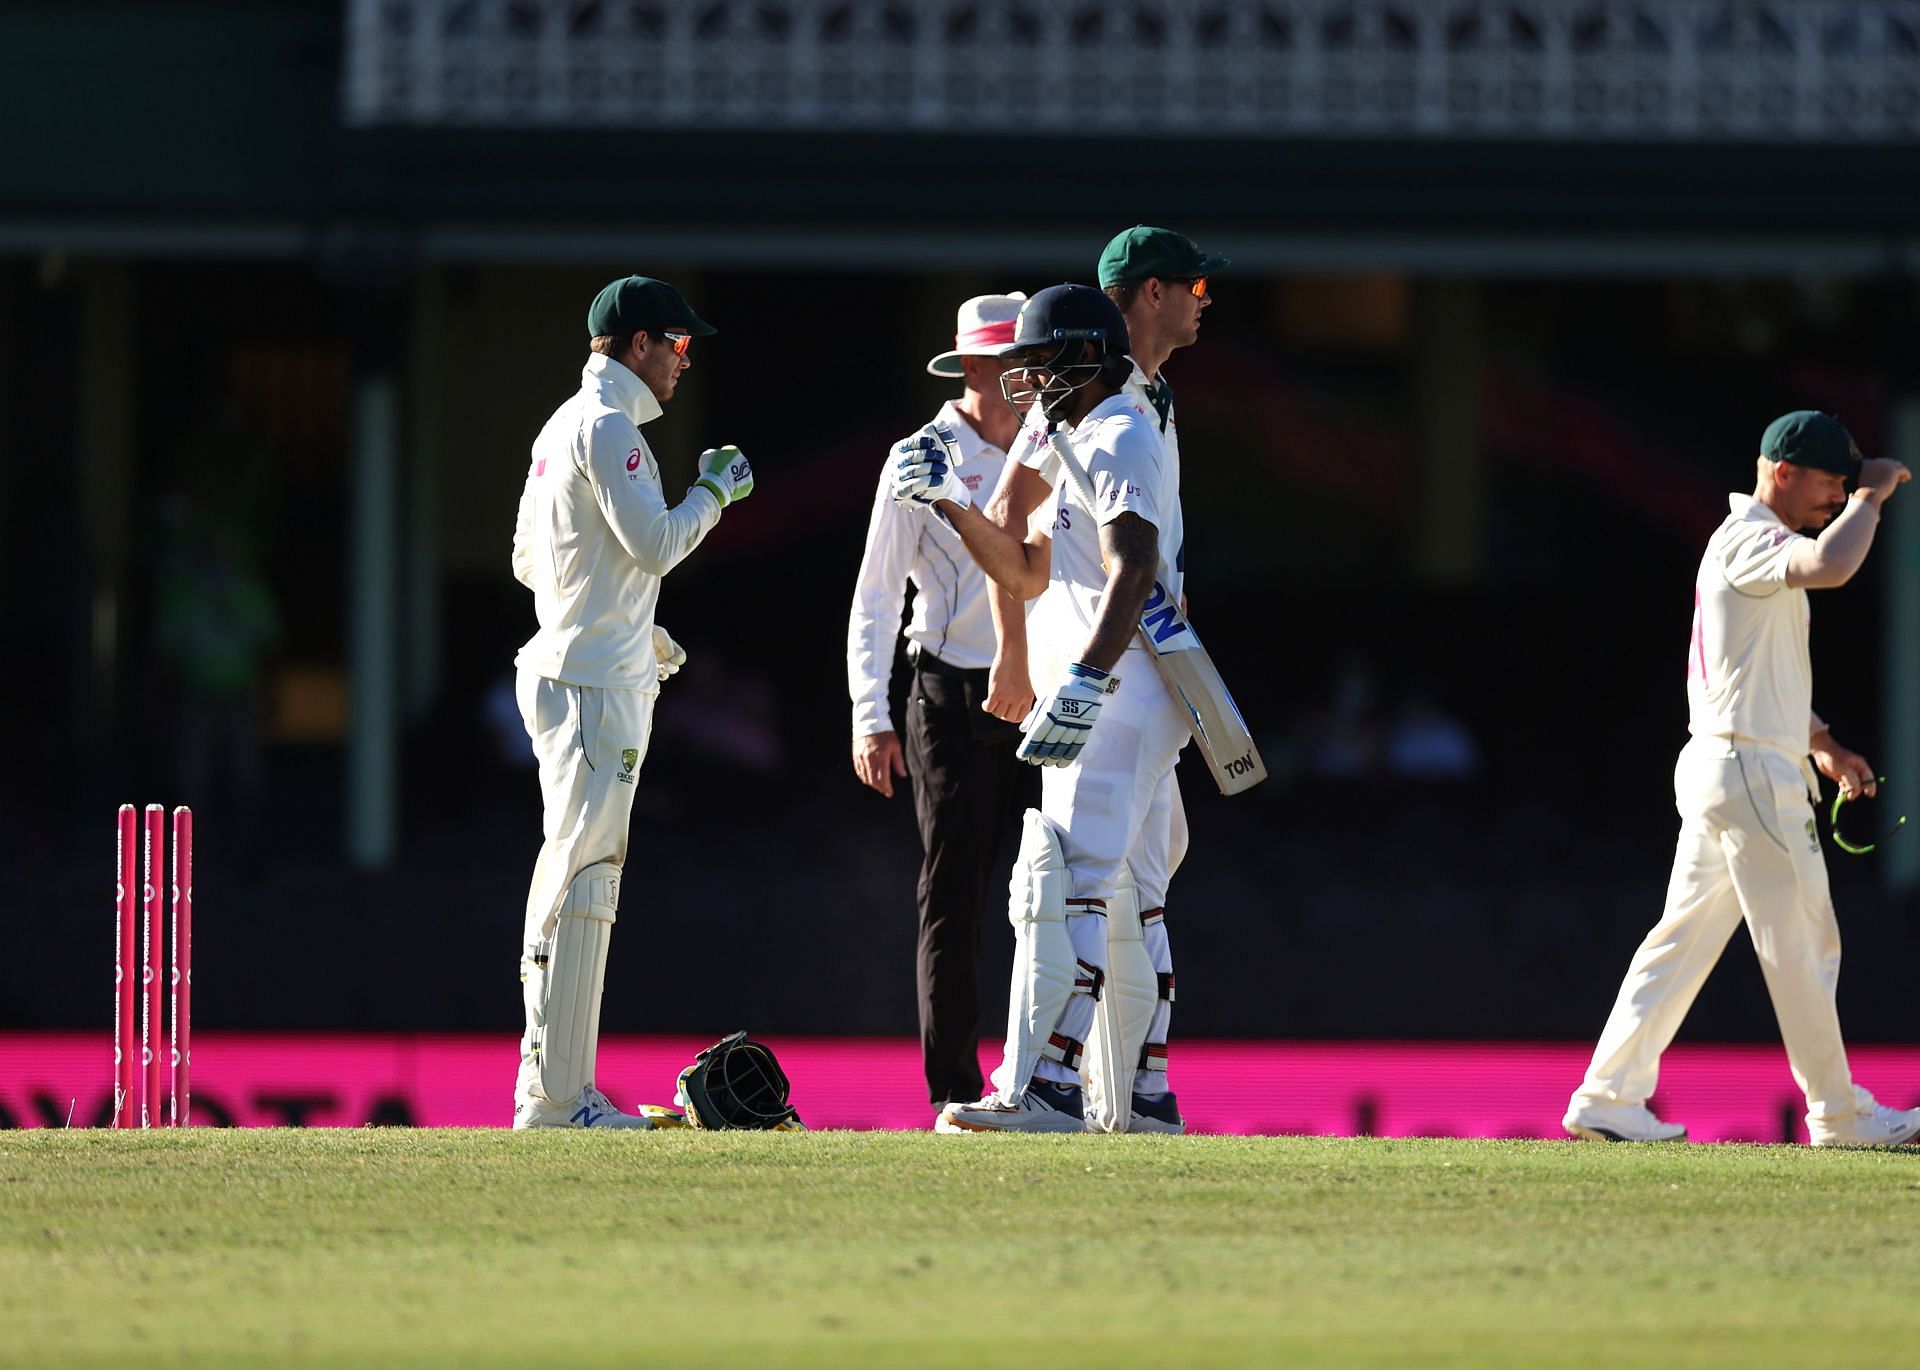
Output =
[{"x1": 508, "y1": 275, "x2": 754, "y2": 1129}]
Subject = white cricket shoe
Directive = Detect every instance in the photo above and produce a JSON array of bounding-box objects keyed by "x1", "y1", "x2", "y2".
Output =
[
  {"x1": 512, "y1": 1084, "x2": 655, "y2": 1130},
  {"x1": 936, "y1": 1079, "x2": 1087, "y2": 1134},
  {"x1": 1809, "y1": 1088, "x2": 1920, "y2": 1149},
  {"x1": 1563, "y1": 1099, "x2": 1687, "y2": 1143}
]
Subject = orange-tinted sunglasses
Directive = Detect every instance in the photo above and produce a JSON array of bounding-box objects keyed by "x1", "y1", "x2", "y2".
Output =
[
  {"x1": 1164, "y1": 276, "x2": 1208, "y2": 298},
  {"x1": 658, "y1": 330, "x2": 692, "y2": 356}
]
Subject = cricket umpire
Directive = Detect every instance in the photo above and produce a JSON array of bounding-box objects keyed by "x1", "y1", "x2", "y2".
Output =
[
  {"x1": 509, "y1": 275, "x2": 755, "y2": 1128},
  {"x1": 848, "y1": 292, "x2": 1040, "y2": 1114},
  {"x1": 1565, "y1": 411, "x2": 1919, "y2": 1148}
]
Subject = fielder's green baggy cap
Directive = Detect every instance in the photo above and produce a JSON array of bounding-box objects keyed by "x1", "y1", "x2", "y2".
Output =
[
  {"x1": 1761, "y1": 410, "x2": 1860, "y2": 478},
  {"x1": 587, "y1": 275, "x2": 717, "y2": 340},
  {"x1": 1097, "y1": 226, "x2": 1231, "y2": 288}
]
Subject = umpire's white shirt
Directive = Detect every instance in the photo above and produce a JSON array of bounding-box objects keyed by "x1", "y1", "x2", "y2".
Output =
[
  {"x1": 847, "y1": 402, "x2": 1013, "y2": 737},
  {"x1": 1687, "y1": 493, "x2": 1814, "y2": 760},
  {"x1": 512, "y1": 354, "x2": 722, "y2": 690}
]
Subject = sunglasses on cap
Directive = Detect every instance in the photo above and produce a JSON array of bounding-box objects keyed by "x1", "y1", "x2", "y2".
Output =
[
  {"x1": 1162, "y1": 276, "x2": 1208, "y2": 298},
  {"x1": 653, "y1": 330, "x2": 692, "y2": 356}
]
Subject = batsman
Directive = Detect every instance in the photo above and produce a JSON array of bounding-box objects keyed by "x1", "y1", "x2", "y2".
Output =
[
  {"x1": 507, "y1": 275, "x2": 754, "y2": 1128},
  {"x1": 892, "y1": 284, "x2": 1190, "y2": 1134}
]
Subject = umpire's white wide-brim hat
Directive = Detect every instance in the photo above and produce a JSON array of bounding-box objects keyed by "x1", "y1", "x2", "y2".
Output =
[{"x1": 926, "y1": 292, "x2": 1027, "y2": 377}]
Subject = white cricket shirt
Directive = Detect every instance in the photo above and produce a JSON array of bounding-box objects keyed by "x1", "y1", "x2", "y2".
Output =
[
  {"x1": 1026, "y1": 391, "x2": 1176, "y2": 685},
  {"x1": 1685, "y1": 493, "x2": 1814, "y2": 758},
  {"x1": 511, "y1": 353, "x2": 723, "y2": 691},
  {"x1": 1017, "y1": 359, "x2": 1184, "y2": 584},
  {"x1": 846, "y1": 403, "x2": 1014, "y2": 737}
]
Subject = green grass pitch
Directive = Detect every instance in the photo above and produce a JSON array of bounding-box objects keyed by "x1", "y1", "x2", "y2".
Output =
[{"x1": 5, "y1": 1130, "x2": 1920, "y2": 1367}]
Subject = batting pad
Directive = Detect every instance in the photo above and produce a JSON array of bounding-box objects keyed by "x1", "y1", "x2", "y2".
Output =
[
  {"x1": 528, "y1": 862, "x2": 619, "y2": 1104},
  {"x1": 1086, "y1": 867, "x2": 1157, "y2": 1133},
  {"x1": 990, "y1": 810, "x2": 1102, "y2": 1105}
]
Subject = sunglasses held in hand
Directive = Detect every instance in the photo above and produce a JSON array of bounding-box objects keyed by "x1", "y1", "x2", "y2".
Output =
[{"x1": 1830, "y1": 777, "x2": 1908, "y2": 856}]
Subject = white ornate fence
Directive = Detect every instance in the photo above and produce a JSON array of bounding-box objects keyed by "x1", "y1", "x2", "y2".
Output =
[{"x1": 344, "y1": 1, "x2": 1920, "y2": 141}]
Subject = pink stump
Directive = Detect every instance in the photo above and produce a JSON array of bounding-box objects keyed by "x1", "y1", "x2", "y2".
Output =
[
  {"x1": 142, "y1": 805, "x2": 164, "y2": 1128},
  {"x1": 171, "y1": 807, "x2": 193, "y2": 1127},
  {"x1": 113, "y1": 806, "x2": 137, "y2": 1128}
]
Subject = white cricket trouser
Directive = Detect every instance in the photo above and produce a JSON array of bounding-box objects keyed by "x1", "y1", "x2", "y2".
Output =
[
  {"x1": 1574, "y1": 737, "x2": 1856, "y2": 1124},
  {"x1": 517, "y1": 672, "x2": 656, "y2": 947},
  {"x1": 1043, "y1": 647, "x2": 1189, "y2": 904},
  {"x1": 1131, "y1": 766, "x2": 1185, "y2": 909},
  {"x1": 1025, "y1": 651, "x2": 1187, "y2": 1091}
]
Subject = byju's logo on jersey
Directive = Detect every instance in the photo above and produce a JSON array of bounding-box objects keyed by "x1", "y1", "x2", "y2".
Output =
[{"x1": 617, "y1": 748, "x2": 639, "y2": 784}]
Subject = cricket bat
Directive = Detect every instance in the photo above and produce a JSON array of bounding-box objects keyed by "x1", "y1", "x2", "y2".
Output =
[{"x1": 1040, "y1": 429, "x2": 1267, "y2": 797}]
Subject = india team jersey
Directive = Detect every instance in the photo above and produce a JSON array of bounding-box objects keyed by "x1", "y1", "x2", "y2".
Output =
[
  {"x1": 1026, "y1": 392, "x2": 1177, "y2": 682},
  {"x1": 1015, "y1": 360, "x2": 1184, "y2": 589},
  {"x1": 1686, "y1": 493, "x2": 1813, "y2": 757}
]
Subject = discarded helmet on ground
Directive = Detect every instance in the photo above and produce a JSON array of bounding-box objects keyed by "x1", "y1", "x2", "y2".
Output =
[{"x1": 674, "y1": 1031, "x2": 806, "y2": 1131}]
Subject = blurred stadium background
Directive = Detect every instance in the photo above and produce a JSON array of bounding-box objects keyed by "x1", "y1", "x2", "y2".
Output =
[{"x1": 5, "y1": 0, "x2": 1920, "y2": 1129}]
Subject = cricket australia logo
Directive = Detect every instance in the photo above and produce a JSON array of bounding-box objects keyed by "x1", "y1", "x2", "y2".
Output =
[
  {"x1": 617, "y1": 747, "x2": 639, "y2": 785},
  {"x1": 1805, "y1": 818, "x2": 1819, "y2": 851}
]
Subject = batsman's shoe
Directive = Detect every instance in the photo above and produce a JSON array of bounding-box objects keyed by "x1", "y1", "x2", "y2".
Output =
[
  {"x1": 936, "y1": 1079, "x2": 1087, "y2": 1134},
  {"x1": 1562, "y1": 1100, "x2": 1687, "y2": 1143},
  {"x1": 1809, "y1": 1091, "x2": 1920, "y2": 1149},
  {"x1": 512, "y1": 1084, "x2": 655, "y2": 1130},
  {"x1": 1127, "y1": 1090, "x2": 1187, "y2": 1135}
]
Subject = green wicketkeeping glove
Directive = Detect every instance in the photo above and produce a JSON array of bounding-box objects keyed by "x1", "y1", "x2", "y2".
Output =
[{"x1": 695, "y1": 445, "x2": 754, "y2": 508}]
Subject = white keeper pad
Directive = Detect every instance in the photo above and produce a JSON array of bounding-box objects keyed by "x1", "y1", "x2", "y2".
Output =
[
  {"x1": 989, "y1": 809, "x2": 1086, "y2": 1105},
  {"x1": 528, "y1": 861, "x2": 619, "y2": 1103},
  {"x1": 1086, "y1": 867, "x2": 1158, "y2": 1133}
]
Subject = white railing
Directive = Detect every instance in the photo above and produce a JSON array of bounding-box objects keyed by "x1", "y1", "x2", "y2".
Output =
[{"x1": 343, "y1": 1, "x2": 1920, "y2": 142}]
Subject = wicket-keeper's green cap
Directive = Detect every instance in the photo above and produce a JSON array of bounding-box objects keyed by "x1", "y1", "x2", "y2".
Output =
[
  {"x1": 1761, "y1": 410, "x2": 1860, "y2": 478},
  {"x1": 587, "y1": 276, "x2": 716, "y2": 340},
  {"x1": 1097, "y1": 226, "x2": 1231, "y2": 289}
]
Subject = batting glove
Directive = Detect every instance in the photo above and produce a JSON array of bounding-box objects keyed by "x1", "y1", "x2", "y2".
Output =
[
  {"x1": 890, "y1": 432, "x2": 970, "y2": 511},
  {"x1": 1017, "y1": 662, "x2": 1120, "y2": 766},
  {"x1": 695, "y1": 445, "x2": 754, "y2": 508},
  {"x1": 651, "y1": 624, "x2": 687, "y2": 683}
]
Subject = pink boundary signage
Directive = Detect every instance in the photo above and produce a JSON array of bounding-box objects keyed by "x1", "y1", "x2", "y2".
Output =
[{"x1": 4, "y1": 1032, "x2": 1918, "y2": 1140}]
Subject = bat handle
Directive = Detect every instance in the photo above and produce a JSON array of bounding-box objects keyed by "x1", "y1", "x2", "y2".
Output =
[{"x1": 1045, "y1": 428, "x2": 1099, "y2": 511}]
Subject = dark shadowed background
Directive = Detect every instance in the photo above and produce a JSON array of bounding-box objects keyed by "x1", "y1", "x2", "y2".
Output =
[{"x1": 5, "y1": 0, "x2": 1919, "y2": 1056}]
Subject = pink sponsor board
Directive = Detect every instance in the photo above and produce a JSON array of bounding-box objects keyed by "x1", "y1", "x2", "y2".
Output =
[{"x1": 3, "y1": 1032, "x2": 1917, "y2": 1139}]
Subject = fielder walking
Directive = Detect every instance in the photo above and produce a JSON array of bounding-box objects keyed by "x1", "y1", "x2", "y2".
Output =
[
  {"x1": 1565, "y1": 411, "x2": 1919, "y2": 1148},
  {"x1": 847, "y1": 291, "x2": 1041, "y2": 1115},
  {"x1": 509, "y1": 275, "x2": 755, "y2": 1128},
  {"x1": 893, "y1": 283, "x2": 1189, "y2": 1134}
]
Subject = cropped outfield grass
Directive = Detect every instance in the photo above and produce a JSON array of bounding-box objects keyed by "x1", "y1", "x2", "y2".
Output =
[{"x1": 4, "y1": 1130, "x2": 1919, "y2": 1368}]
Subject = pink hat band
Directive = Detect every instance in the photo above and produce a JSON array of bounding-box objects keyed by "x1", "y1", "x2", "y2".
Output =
[{"x1": 956, "y1": 320, "x2": 1017, "y2": 352}]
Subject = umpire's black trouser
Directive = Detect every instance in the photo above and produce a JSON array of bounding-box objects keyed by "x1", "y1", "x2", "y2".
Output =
[{"x1": 904, "y1": 647, "x2": 1041, "y2": 1107}]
